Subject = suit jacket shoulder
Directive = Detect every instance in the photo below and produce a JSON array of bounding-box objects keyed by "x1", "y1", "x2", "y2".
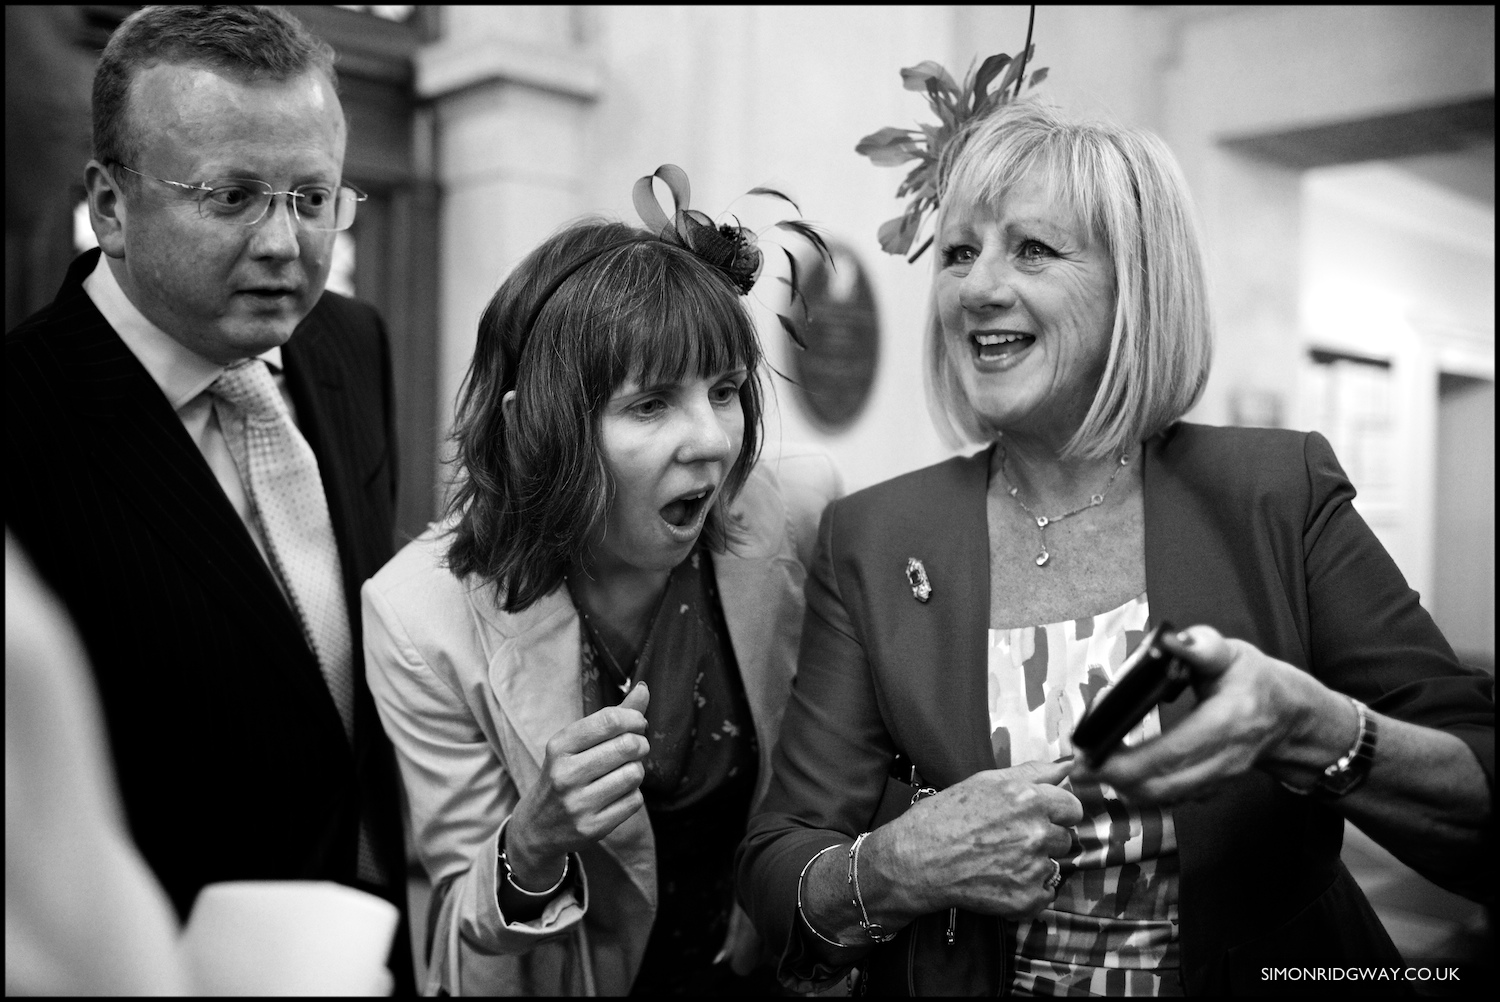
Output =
[
  {"x1": 753, "y1": 443, "x2": 844, "y2": 569},
  {"x1": 286, "y1": 290, "x2": 392, "y2": 404},
  {"x1": 831, "y1": 448, "x2": 989, "y2": 527},
  {"x1": 1152, "y1": 422, "x2": 1335, "y2": 514}
]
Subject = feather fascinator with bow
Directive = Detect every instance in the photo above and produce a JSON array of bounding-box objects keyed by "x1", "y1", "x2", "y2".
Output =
[{"x1": 633, "y1": 164, "x2": 831, "y2": 348}]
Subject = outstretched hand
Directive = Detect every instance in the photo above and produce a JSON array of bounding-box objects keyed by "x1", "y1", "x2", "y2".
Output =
[{"x1": 1071, "y1": 626, "x2": 1354, "y2": 805}]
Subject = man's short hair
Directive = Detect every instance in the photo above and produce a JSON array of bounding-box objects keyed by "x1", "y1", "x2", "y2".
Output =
[
  {"x1": 92, "y1": 5, "x2": 338, "y2": 168},
  {"x1": 925, "y1": 99, "x2": 1214, "y2": 459},
  {"x1": 444, "y1": 218, "x2": 767, "y2": 614}
]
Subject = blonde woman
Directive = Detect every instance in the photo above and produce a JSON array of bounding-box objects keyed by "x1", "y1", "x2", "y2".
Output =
[{"x1": 738, "y1": 100, "x2": 1492, "y2": 996}]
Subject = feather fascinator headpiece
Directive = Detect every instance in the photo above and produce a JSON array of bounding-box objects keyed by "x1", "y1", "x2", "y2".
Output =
[
  {"x1": 633, "y1": 164, "x2": 831, "y2": 348},
  {"x1": 856, "y1": 32, "x2": 1048, "y2": 262},
  {"x1": 517, "y1": 165, "x2": 831, "y2": 353}
]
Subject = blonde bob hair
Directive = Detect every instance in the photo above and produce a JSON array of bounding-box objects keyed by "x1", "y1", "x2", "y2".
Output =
[{"x1": 924, "y1": 99, "x2": 1213, "y2": 458}]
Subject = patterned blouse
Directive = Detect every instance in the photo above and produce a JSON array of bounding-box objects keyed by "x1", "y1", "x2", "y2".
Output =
[
  {"x1": 987, "y1": 591, "x2": 1183, "y2": 996},
  {"x1": 576, "y1": 546, "x2": 759, "y2": 995}
]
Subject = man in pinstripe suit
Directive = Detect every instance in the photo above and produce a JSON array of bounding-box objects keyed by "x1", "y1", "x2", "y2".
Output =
[{"x1": 5, "y1": 8, "x2": 411, "y2": 991}]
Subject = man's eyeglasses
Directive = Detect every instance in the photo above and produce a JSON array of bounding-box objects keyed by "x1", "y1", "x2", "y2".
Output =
[{"x1": 109, "y1": 162, "x2": 367, "y2": 232}]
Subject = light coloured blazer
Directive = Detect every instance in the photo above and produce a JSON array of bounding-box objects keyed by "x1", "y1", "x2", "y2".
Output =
[{"x1": 362, "y1": 446, "x2": 841, "y2": 996}]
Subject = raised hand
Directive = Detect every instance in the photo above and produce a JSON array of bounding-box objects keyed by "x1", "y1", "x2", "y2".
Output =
[{"x1": 503, "y1": 681, "x2": 652, "y2": 889}]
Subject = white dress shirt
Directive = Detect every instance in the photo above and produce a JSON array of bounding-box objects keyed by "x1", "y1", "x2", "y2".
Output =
[{"x1": 83, "y1": 253, "x2": 300, "y2": 603}]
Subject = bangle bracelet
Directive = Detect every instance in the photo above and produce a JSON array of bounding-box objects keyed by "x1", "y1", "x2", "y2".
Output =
[
  {"x1": 498, "y1": 818, "x2": 570, "y2": 898},
  {"x1": 848, "y1": 832, "x2": 896, "y2": 943},
  {"x1": 798, "y1": 844, "x2": 856, "y2": 949}
]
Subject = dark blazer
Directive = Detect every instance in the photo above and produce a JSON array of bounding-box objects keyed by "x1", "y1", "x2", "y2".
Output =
[
  {"x1": 5, "y1": 249, "x2": 412, "y2": 988},
  {"x1": 738, "y1": 423, "x2": 1494, "y2": 995}
]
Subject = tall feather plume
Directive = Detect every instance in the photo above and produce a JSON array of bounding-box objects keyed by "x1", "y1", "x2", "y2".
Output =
[{"x1": 854, "y1": 6, "x2": 1048, "y2": 261}]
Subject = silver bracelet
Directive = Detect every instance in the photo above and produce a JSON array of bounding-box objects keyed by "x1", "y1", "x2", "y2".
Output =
[
  {"x1": 848, "y1": 832, "x2": 896, "y2": 943},
  {"x1": 497, "y1": 818, "x2": 570, "y2": 898},
  {"x1": 797, "y1": 843, "x2": 856, "y2": 949}
]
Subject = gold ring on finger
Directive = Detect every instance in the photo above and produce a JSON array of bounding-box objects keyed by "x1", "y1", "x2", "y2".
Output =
[{"x1": 1043, "y1": 857, "x2": 1063, "y2": 892}]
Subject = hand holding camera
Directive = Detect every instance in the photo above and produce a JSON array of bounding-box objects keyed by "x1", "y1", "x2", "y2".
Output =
[
  {"x1": 1071, "y1": 621, "x2": 1194, "y2": 769},
  {"x1": 1071, "y1": 624, "x2": 1363, "y2": 806}
]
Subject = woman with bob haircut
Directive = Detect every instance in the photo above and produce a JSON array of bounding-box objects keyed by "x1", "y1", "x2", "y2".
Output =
[
  {"x1": 922, "y1": 104, "x2": 1212, "y2": 460},
  {"x1": 738, "y1": 97, "x2": 1492, "y2": 996},
  {"x1": 363, "y1": 201, "x2": 841, "y2": 995}
]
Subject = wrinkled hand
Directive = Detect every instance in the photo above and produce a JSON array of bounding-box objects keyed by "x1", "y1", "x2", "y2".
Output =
[
  {"x1": 1072, "y1": 625, "x2": 1352, "y2": 805},
  {"x1": 882, "y1": 760, "x2": 1084, "y2": 919},
  {"x1": 504, "y1": 682, "x2": 651, "y2": 888}
]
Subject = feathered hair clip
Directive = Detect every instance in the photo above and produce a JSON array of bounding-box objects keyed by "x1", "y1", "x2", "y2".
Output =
[
  {"x1": 633, "y1": 164, "x2": 831, "y2": 348},
  {"x1": 855, "y1": 11, "x2": 1048, "y2": 262}
]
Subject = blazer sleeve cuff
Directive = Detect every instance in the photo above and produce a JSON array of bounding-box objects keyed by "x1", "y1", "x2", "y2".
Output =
[
  {"x1": 438, "y1": 818, "x2": 590, "y2": 966},
  {"x1": 776, "y1": 905, "x2": 867, "y2": 993},
  {"x1": 491, "y1": 815, "x2": 590, "y2": 933}
]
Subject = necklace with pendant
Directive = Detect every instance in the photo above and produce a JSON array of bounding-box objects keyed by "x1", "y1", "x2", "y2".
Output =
[
  {"x1": 569, "y1": 566, "x2": 676, "y2": 695},
  {"x1": 997, "y1": 445, "x2": 1130, "y2": 567},
  {"x1": 578, "y1": 608, "x2": 638, "y2": 695}
]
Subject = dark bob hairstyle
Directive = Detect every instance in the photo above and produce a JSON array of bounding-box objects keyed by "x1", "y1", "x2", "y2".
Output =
[{"x1": 445, "y1": 218, "x2": 765, "y2": 613}]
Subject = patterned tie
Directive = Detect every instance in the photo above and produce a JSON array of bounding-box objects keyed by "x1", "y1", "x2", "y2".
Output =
[
  {"x1": 210, "y1": 360, "x2": 385, "y2": 885},
  {"x1": 211, "y1": 360, "x2": 355, "y2": 739}
]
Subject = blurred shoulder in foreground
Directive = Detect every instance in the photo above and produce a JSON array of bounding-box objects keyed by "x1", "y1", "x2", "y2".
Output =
[{"x1": 5, "y1": 528, "x2": 187, "y2": 996}]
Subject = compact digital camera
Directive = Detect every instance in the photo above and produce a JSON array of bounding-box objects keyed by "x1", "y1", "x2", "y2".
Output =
[{"x1": 1072, "y1": 621, "x2": 1195, "y2": 767}]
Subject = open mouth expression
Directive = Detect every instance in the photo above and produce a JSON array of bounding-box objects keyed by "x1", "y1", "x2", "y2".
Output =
[
  {"x1": 970, "y1": 329, "x2": 1037, "y2": 367},
  {"x1": 591, "y1": 369, "x2": 746, "y2": 574},
  {"x1": 935, "y1": 179, "x2": 1117, "y2": 437}
]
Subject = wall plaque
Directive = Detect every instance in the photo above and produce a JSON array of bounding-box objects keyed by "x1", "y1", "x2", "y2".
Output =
[{"x1": 787, "y1": 238, "x2": 880, "y2": 432}]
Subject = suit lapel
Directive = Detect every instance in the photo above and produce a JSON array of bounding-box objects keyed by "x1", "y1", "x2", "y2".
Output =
[
  {"x1": 711, "y1": 470, "x2": 800, "y2": 803},
  {"x1": 876, "y1": 447, "x2": 996, "y2": 787},
  {"x1": 469, "y1": 586, "x2": 582, "y2": 787},
  {"x1": 282, "y1": 302, "x2": 406, "y2": 805},
  {"x1": 1142, "y1": 427, "x2": 1219, "y2": 735},
  {"x1": 279, "y1": 313, "x2": 356, "y2": 591},
  {"x1": 67, "y1": 302, "x2": 307, "y2": 650},
  {"x1": 1142, "y1": 423, "x2": 1288, "y2": 986}
]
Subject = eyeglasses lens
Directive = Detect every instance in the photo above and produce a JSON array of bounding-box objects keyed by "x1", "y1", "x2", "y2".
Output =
[{"x1": 199, "y1": 181, "x2": 359, "y2": 231}]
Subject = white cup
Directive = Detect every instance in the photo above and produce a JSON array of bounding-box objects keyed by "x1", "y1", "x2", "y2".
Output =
[{"x1": 179, "y1": 880, "x2": 398, "y2": 996}]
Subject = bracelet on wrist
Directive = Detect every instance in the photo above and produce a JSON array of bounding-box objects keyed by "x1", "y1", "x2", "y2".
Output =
[
  {"x1": 498, "y1": 818, "x2": 570, "y2": 898},
  {"x1": 797, "y1": 843, "x2": 857, "y2": 949},
  {"x1": 1279, "y1": 695, "x2": 1377, "y2": 800},
  {"x1": 848, "y1": 832, "x2": 897, "y2": 943}
]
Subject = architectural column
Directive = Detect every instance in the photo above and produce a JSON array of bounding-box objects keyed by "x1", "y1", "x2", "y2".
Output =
[{"x1": 414, "y1": 9, "x2": 602, "y2": 504}]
